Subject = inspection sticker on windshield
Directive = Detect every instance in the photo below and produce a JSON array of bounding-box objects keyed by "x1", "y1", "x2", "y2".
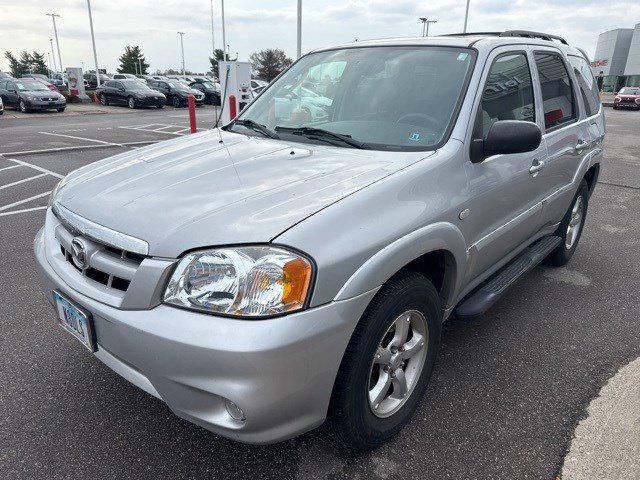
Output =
[
  {"x1": 457, "y1": 52, "x2": 469, "y2": 61},
  {"x1": 410, "y1": 132, "x2": 421, "y2": 142}
]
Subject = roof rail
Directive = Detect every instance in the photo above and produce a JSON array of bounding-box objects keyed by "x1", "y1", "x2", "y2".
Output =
[
  {"x1": 440, "y1": 30, "x2": 568, "y2": 45},
  {"x1": 499, "y1": 30, "x2": 568, "y2": 45}
]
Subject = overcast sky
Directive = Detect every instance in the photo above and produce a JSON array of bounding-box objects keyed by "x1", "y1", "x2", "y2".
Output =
[{"x1": 1, "y1": 0, "x2": 637, "y2": 74}]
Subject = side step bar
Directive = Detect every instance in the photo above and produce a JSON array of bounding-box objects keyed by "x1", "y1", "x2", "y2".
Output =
[{"x1": 455, "y1": 236, "x2": 562, "y2": 320}]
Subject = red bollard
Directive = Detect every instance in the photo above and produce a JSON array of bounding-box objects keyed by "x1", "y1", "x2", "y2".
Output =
[
  {"x1": 229, "y1": 94, "x2": 237, "y2": 121},
  {"x1": 187, "y1": 94, "x2": 197, "y2": 133}
]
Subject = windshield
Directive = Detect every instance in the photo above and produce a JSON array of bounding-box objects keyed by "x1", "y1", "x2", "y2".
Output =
[
  {"x1": 122, "y1": 80, "x2": 151, "y2": 90},
  {"x1": 167, "y1": 81, "x2": 190, "y2": 91},
  {"x1": 200, "y1": 81, "x2": 217, "y2": 90},
  {"x1": 16, "y1": 81, "x2": 49, "y2": 91},
  {"x1": 619, "y1": 87, "x2": 639, "y2": 95},
  {"x1": 234, "y1": 46, "x2": 475, "y2": 150}
]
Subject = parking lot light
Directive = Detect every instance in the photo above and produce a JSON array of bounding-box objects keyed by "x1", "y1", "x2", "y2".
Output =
[
  {"x1": 86, "y1": 0, "x2": 100, "y2": 87},
  {"x1": 45, "y1": 13, "x2": 63, "y2": 71},
  {"x1": 178, "y1": 31, "x2": 186, "y2": 75}
]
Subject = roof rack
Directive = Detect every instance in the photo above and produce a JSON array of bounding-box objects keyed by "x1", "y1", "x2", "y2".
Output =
[{"x1": 440, "y1": 30, "x2": 568, "y2": 45}]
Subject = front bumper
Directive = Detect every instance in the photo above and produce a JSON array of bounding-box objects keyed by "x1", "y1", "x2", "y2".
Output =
[
  {"x1": 34, "y1": 224, "x2": 375, "y2": 444},
  {"x1": 26, "y1": 99, "x2": 66, "y2": 110}
]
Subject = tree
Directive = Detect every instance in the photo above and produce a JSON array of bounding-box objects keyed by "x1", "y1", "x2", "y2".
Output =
[
  {"x1": 4, "y1": 52, "x2": 22, "y2": 77},
  {"x1": 249, "y1": 49, "x2": 292, "y2": 82},
  {"x1": 4, "y1": 50, "x2": 49, "y2": 76},
  {"x1": 209, "y1": 48, "x2": 237, "y2": 80},
  {"x1": 117, "y1": 45, "x2": 149, "y2": 74}
]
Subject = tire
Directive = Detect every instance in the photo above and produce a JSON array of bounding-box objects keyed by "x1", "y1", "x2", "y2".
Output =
[
  {"x1": 172, "y1": 96, "x2": 182, "y2": 108},
  {"x1": 543, "y1": 179, "x2": 589, "y2": 267},
  {"x1": 19, "y1": 99, "x2": 28, "y2": 113},
  {"x1": 127, "y1": 96, "x2": 136, "y2": 109},
  {"x1": 56, "y1": 108, "x2": 65, "y2": 113},
  {"x1": 328, "y1": 270, "x2": 442, "y2": 451},
  {"x1": 156, "y1": 104, "x2": 164, "y2": 109},
  {"x1": 99, "y1": 94, "x2": 108, "y2": 106},
  {"x1": 612, "y1": 105, "x2": 618, "y2": 109}
]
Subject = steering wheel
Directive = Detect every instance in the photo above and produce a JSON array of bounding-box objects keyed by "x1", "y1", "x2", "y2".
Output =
[{"x1": 395, "y1": 112, "x2": 440, "y2": 131}]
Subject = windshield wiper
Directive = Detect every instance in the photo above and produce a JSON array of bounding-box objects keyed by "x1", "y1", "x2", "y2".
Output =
[
  {"x1": 274, "y1": 126, "x2": 368, "y2": 149},
  {"x1": 233, "y1": 119, "x2": 280, "y2": 139}
]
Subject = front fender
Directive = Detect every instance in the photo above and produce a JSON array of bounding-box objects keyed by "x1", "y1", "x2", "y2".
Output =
[{"x1": 335, "y1": 222, "x2": 468, "y2": 308}]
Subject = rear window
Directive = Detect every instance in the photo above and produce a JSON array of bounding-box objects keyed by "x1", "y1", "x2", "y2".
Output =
[
  {"x1": 568, "y1": 55, "x2": 600, "y2": 117},
  {"x1": 533, "y1": 52, "x2": 576, "y2": 130}
]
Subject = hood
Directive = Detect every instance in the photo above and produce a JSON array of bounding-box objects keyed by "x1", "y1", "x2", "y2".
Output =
[
  {"x1": 56, "y1": 130, "x2": 429, "y2": 257},
  {"x1": 27, "y1": 91, "x2": 61, "y2": 99}
]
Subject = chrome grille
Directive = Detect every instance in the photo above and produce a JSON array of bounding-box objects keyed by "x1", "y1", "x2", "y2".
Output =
[{"x1": 55, "y1": 222, "x2": 144, "y2": 292}]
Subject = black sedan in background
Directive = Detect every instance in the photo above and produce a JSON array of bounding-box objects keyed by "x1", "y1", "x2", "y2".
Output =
[
  {"x1": 96, "y1": 80, "x2": 166, "y2": 109},
  {"x1": 84, "y1": 73, "x2": 112, "y2": 89},
  {"x1": 147, "y1": 80, "x2": 204, "y2": 107},
  {"x1": 189, "y1": 80, "x2": 221, "y2": 105},
  {"x1": 0, "y1": 79, "x2": 66, "y2": 112}
]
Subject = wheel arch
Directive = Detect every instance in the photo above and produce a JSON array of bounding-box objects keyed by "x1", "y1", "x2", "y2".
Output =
[{"x1": 334, "y1": 222, "x2": 468, "y2": 311}]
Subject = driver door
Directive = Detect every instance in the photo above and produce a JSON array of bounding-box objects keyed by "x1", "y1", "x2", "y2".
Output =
[{"x1": 460, "y1": 47, "x2": 547, "y2": 283}]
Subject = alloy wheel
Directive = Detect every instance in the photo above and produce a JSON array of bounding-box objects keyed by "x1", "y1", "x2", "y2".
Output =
[
  {"x1": 565, "y1": 196, "x2": 584, "y2": 250},
  {"x1": 128, "y1": 97, "x2": 135, "y2": 109},
  {"x1": 367, "y1": 309, "x2": 429, "y2": 418}
]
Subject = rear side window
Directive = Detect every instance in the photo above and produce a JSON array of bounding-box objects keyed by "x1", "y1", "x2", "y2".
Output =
[
  {"x1": 477, "y1": 52, "x2": 535, "y2": 138},
  {"x1": 568, "y1": 55, "x2": 600, "y2": 116},
  {"x1": 533, "y1": 52, "x2": 576, "y2": 130}
]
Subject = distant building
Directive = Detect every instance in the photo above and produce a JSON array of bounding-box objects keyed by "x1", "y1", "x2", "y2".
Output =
[{"x1": 592, "y1": 23, "x2": 640, "y2": 91}]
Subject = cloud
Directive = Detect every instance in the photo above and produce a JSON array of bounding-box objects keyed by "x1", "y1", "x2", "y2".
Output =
[{"x1": 0, "y1": 0, "x2": 637, "y2": 74}]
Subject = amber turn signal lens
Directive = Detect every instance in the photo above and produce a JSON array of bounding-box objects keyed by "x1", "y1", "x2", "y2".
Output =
[{"x1": 282, "y1": 257, "x2": 313, "y2": 309}]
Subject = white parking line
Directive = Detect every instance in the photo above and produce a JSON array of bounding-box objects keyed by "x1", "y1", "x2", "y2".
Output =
[
  {"x1": 0, "y1": 164, "x2": 22, "y2": 173},
  {"x1": 0, "y1": 206, "x2": 47, "y2": 217},
  {"x1": 0, "y1": 173, "x2": 47, "y2": 190},
  {"x1": 0, "y1": 192, "x2": 51, "y2": 212},
  {"x1": 39, "y1": 131, "x2": 123, "y2": 147},
  {"x1": 119, "y1": 125, "x2": 184, "y2": 136},
  {"x1": 5, "y1": 158, "x2": 64, "y2": 178}
]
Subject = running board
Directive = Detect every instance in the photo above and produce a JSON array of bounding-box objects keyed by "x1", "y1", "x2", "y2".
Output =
[{"x1": 455, "y1": 236, "x2": 562, "y2": 320}]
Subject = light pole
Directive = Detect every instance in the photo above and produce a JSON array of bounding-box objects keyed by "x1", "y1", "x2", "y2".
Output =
[
  {"x1": 418, "y1": 18, "x2": 437, "y2": 37},
  {"x1": 221, "y1": 0, "x2": 227, "y2": 60},
  {"x1": 86, "y1": 0, "x2": 101, "y2": 86},
  {"x1": 46, "y1": 13, "x2": 63, "y2": 71},
  {"x1": 49, "y1": 38, "x2": 58, "y2": 73},
  {"x1": 463, "y1": 0, "x2": 471, "y2": 33},
  {"x1": 210, "y1": 0, "x2": 215, "y2": 58},
  {"x1": 297, "y1": 0, "x2": 302, "y2": 59},
  {"x1": 178, "y1": 32, "x2": 186, "y2": 75}
]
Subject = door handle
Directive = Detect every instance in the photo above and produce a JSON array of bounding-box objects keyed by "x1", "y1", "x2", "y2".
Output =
[
  {"x1": 529, "y1": 159, "x2": 545, "y2": 177},
  {"x1": 574, "y1": 140, "x2": 589, "y2": 152}
]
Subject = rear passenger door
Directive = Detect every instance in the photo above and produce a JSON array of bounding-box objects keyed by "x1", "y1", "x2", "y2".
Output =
[
  {"x1": 462, "y1": 47, "x2": 547, "y2": 282},
  {"x1": 530, "y1": 49, "x2": 591, "y2": 227}
]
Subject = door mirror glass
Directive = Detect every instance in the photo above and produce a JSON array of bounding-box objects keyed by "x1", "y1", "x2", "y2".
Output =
[{"x1": 472, "y1": 120, "x2": 541, "y2": 162}]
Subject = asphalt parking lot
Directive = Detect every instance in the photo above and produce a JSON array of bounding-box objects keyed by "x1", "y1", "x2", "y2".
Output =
[{"x1": 0, "y1": 107, "x2": 639, "y2": 480}]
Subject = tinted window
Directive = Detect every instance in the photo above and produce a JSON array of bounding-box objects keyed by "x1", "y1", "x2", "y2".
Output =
[
  {"x1": 104, "y1": 81, "x2": 117, "y2": 88},
  {"x1": 568, "y1": 55, "x2": 600, "y2": 117},
  {"x1": 533, "y1": 52, "x2": 576, "y2": 130},
  {"x1": 478, "y1": 52, "x2": 535, "y2": 138}
]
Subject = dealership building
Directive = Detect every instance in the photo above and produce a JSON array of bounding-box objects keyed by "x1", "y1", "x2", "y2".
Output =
[{"x1": 592, "y1": 23, "x2": 640, "y2": 91}]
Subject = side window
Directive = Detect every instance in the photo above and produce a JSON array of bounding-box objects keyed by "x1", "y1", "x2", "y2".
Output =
[
  {"x1": 568, "y1": 55, "x2": 600, "y2": 117},
  {"x1": 533, "y1": 52, "x2": 576, "y2": 130},
  {"x1": 477, "y1": 52, "x2": 535, "y2": 139}
]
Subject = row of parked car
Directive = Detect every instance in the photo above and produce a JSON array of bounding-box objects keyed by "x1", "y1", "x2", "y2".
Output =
[
  {"x1": 0, "y1": 69, "x2": 271, "y2": 114},
  {"x1": 95, "y1": 74, "x2": 221, "y2": 109}
]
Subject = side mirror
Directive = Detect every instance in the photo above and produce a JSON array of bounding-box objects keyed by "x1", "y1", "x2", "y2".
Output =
[{"x1": 470, "y1": 120, "x2": 542, "y2": 163}]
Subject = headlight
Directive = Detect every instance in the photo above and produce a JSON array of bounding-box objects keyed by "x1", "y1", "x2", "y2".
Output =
[{"x1": 164, "y1": 246, "x2": 314, "y2": 318}]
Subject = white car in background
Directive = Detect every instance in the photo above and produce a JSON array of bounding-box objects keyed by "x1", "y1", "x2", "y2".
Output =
[{"x1": 0, "y1": 96, "x2": 4, "y2": 115}]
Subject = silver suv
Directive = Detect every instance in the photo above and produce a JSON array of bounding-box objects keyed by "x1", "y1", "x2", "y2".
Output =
[{"x1": 35, "y1": 31, "x2": 604, "y2": 450}]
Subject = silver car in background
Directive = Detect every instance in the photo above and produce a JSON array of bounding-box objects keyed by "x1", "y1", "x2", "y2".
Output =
[{"x1": 35, "y1": 31, "x2": 604, "y2": 450}]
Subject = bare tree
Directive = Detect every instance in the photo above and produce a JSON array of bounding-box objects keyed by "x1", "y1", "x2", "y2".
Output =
[{"x1": 249, "y1": 49, "x2": 292, "y2": 82}]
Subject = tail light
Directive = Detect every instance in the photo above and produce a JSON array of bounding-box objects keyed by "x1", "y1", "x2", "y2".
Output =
[{"x1": 635, "y1": 98, "x2": 640, "y2": 105}]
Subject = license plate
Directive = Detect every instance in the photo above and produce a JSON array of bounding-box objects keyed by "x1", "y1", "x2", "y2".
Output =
[{"x1": 53, "y1": 291, "x2": 96, "y2": 352}]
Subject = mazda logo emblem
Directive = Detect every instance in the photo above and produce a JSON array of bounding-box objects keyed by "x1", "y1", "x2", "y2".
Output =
[{"x1": 70, "y1": 238, "x2": 87, "y2": 270}]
